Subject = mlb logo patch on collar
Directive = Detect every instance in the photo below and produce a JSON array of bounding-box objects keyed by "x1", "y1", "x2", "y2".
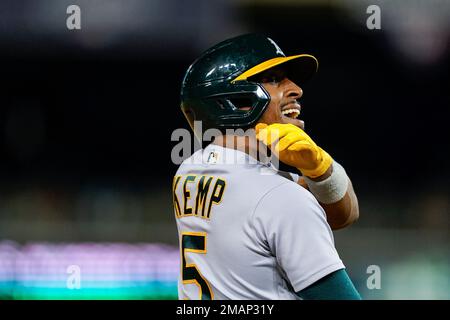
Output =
[{"x1": 206, "y1": 151, "x2": 219, "y2": 164}]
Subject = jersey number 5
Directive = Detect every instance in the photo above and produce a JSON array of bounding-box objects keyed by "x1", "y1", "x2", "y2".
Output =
[{"x1": 181, "y1": 232, "x2": 213, "y2": 300}]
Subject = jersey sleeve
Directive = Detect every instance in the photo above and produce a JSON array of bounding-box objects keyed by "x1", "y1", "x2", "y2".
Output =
[{"x1": 252, "y1": 182, "x2": 345, "y2": 292}]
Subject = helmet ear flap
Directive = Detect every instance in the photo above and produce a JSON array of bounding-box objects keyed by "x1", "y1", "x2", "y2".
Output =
[
  {"x1": 227, "y1": 97, "x2": 254, "y2": 112},
  {"x1": 213, "y1": 98, "x2": 234, "y2": 111},
  {"x1": 206, "y1": 96, "x2": 254, "y2": 113},
  {"x1": 181, "y1": 81, "x2": 270, "y2": 132}
]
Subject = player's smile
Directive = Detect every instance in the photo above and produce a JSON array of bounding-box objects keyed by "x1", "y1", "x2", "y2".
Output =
[
  {"x1": 279, "y1": 100, "x2": 304, "y2": 129},
  {"x1": 281, "y1": 100, "x2": 301, "y2": 119}
]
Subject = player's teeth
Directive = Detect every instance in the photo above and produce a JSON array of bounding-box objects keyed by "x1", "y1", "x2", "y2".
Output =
[{"x1": 281, "y1": 109, "x2": 300, "y2": 116}]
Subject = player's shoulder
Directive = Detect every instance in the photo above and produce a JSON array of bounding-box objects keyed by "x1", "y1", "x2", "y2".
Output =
[{"x1": 176, "y1": 148, "x2": 204, "y2": 173}]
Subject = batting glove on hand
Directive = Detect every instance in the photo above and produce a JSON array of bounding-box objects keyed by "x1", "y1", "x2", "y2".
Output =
[{"x1": 255, "y1": 123, "x2": 333, "y2": 178}]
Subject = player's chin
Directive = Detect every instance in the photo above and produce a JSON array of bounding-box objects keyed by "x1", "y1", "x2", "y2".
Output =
[{"x1": 280, "y1": 115, "x2": 305, "y2": 130}]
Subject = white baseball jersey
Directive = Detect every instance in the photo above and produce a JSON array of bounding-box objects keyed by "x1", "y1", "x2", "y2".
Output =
[{"x1": 172, "y1": 144, "x2": 344, "y2": 300}]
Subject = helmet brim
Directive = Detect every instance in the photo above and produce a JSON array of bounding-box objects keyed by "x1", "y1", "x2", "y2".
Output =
[{"x1": 231, "y1": 54, "x2": 318, "y2": 86}]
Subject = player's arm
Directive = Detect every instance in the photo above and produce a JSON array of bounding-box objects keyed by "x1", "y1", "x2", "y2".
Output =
[
  {"x1": 256, "y1": 123, "x2": 359, "y2": 230},
  {"x1": 296, "y1": 268, "x2": 361, "y2": 300},
  {"x1": 298, "y1": 166, "x2": 359, "y2": 230}
]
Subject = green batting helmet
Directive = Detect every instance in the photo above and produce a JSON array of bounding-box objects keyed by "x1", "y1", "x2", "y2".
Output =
[{"x1": 180, "y1": 33, "x2": 318, "y2": 132}]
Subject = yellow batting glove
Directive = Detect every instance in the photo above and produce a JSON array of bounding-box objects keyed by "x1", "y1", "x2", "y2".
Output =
[{"x1": 255, "y1": 123, "x2": 333, "y2": 178}]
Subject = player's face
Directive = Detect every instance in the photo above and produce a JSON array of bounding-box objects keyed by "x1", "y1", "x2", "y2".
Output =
[{"x1": 253, "y1": 67, "x2": 305, "y2": 130}]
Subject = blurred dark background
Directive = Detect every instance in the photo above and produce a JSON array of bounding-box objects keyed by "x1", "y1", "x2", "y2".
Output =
[{"x1": 0, "y1": 0, "x2": 448, "y2": 299}]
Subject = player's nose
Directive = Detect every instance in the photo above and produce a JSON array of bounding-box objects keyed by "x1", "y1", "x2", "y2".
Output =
[{"x1": 284, "y1": 78, "x2": 303, "y2": 99}]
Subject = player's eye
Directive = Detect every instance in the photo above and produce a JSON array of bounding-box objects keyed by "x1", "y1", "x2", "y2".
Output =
[
  {"x1": 261, "y1": 75, "x2": 282, "y2": 84},
  {"x1": 249, "y1": 69, "x2": 286, "y2": 85}
]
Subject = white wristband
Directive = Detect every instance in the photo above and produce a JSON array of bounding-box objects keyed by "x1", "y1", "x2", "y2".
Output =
[{"x1": 303, "y1": 161, "x2": 349, "y2": 204}]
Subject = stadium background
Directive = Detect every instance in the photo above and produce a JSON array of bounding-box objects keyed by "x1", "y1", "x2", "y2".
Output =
[{"x1": 0, "y1": 0, "x2": 448, "y2": 299}]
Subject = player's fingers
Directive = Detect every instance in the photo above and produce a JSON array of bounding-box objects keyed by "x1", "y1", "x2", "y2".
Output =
[
  {"x1": 268, "y1": 123, "x2": 313, "y2": 142},
  {"x1": 275, "y1": 132, "x2": 306, "y2": 153},
  {"x1": 255, "y1": 123, "x2": 267, "y2": 134},
  {"x1": 256, "y1": 128, "x2": 268, "y2": 144},
  {"x1": 287, "y1": 140, "x2": 315, "y2": 152},
  {"x1": 256, "y1": 128, "x2": 279, "y2": 145},
  {"x1": 288, "y1": 142, "x2": 321, "y2": 162},
  {"x1": 268, "y1": 123, "x2": 304, "y2": 134},
  {"x1": 257, "y1": 125, "x2": 290, "y2": 145}
]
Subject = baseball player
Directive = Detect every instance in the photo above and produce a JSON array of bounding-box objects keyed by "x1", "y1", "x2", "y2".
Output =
[{"x1": 173, "y1": 34, "x2": 361, "y2": 300}]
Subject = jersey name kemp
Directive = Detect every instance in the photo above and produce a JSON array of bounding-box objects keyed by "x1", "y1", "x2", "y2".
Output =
[{"x1": 173, "y1": 175, "x2": 226, "y2": 219}]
